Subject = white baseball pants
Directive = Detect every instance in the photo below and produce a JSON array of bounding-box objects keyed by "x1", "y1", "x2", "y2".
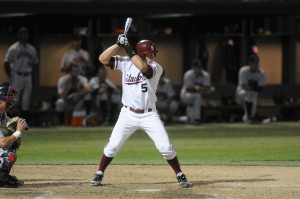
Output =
[{"x1": 103, "y1": 106, "x2": 177, "y2": 160}]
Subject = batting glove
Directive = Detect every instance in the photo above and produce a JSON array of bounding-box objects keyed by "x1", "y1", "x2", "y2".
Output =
[{"x1": 117, "y1": 34, "x2": 129, "y2": 47}]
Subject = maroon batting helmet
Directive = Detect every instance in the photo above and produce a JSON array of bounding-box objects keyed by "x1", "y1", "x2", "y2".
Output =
[{"x1": 136, "y1": 40, "x2": 158, "y2": 57}]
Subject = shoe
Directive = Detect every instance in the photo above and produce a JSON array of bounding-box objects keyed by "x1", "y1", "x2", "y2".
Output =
[
  {"x1": 91, "y1": 174, "x2": 103, "y2": 186},
  {"x1": 83, "y1": 116, "x2": 94, "y2": 127},
  {"x1": 0, "y1": 175, "x2": 24, "y2": 187},
  {"x1": 177, "y1": 172, "x2": 190, "y2": 188}
]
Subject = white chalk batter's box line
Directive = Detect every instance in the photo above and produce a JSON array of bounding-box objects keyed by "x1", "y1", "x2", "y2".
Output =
[{"x1": 232, "y1": 183, "x2": 300, "y2": 188}]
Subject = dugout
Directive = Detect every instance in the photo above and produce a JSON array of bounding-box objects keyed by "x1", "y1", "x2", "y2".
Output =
[{"x1": 0, "y1": 0, "x2": 300, "y2": 125}]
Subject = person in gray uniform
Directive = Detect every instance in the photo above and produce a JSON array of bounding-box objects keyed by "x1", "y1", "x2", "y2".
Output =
[
  {"x1": 4, "y1": 27, "x2": 38, "y2": 122},
  {"x1": 180, "y1": 59, "x2": 213, "y2": 124},
  {"x1": 86, "y1": 66, "x2": 121, "y2": 125},
  {"x1": 236, "y1": 54, "x2": 266, "y2": 123},
  {"x1": 60, "y1": 34, "x2": 90, "y2": 77},
  {"x1": 56, "y1": 64, "x2": 90, "y2": 125}
]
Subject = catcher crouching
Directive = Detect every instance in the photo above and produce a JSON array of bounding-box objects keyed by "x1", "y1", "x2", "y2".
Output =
[{"x1": 0, "y1": 86, "x2": 28, "y2": 187}]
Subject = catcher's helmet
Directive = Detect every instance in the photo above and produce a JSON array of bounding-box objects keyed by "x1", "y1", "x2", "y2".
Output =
[
  {"x1": 136, "y1": 40, "x2": 158, "y2": 57},
  {"x1": 0, "y1": 86, "x2": 18, "y2": 111}
]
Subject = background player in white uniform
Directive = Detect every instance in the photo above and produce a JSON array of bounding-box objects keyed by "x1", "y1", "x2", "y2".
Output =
[
  {"x1": 0, "y1": 86, "x2": 28, "y2": 187},
  {"x1": 91, "y1": 35, "x2": 190, "y2": 188},
  {"x1": 87, "y1": 67, "x2": 121, "y2": 125},
  {"x1": 180, "y1": 59, "x2": 213, "y2": 124},
  {"x1": 156, "y1": 70, "x2": 179, "y2": 124},
  {"x1": 236, "y1": 54, "x2": 266, "y2": 123},
  {"x1": 60, "y1": 34, "x2": 90, "y2": 77},
  {"x1": 4, "y1": 27, "x2": 39, "y2": 122},
  {"x1": 56, "y1": 64, "x2": 90, "y2": 125}
]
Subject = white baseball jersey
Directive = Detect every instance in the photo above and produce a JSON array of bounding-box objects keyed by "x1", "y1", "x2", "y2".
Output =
[
  {"x1": 236, "y1": 65, "x2": 266, "y2": 120},
  {"x1": 60, "y1": 49, "x2": 89, "y2": 76},
  {"x1": 4, "y1": 41, "x2": 38, "y2": 73},
  {"x1": 110, "y1": 55, "x2": 163, "y2": 110},
  {"x1": 180, "y1": 69, "x2": 211, "y2": 97},
  {"x1": 237, "y1": 66, "x2": 266, "y2": 91},
  {"x1": 4, "y1": 41, "x2": 38, "y2": 111},
  {"x1": 103, "y1": 55, "x2": 177, "y2": 160},
  {"x1": 57, "y1": 74, "x2": 88, "y2": 96},
  {"x1": 180, "y1": 69, "x2": 211, "y2": 122}
]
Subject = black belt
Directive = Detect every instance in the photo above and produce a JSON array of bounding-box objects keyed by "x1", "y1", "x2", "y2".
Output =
[
  {"x1": 15, "y1": 71, "x2": 31, "y2": 76},
  {"x1": 124, "y1": 105, "x2": 152, "y2": 114}
]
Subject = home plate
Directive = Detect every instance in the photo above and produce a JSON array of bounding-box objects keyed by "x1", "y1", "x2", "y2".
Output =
[{"x1": 134, "y1": 189, "x2": 162, "y2": 192}]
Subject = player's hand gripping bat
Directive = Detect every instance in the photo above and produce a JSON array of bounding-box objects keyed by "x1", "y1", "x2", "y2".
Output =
[{"x1": 117, "y1": 17, "x2": 133, "y2": 46}]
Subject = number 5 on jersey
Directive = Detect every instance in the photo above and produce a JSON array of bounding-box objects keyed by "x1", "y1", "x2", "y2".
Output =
[{"x1": 141, "y1": 83, "x2": 147, "y2": 92}]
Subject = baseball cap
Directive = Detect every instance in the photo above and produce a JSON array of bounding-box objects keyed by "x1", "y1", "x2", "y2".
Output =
[
  {"x1": 248, "y1": 54, "x2": 259, "y2": 64},
  {"x1": 191, "y1": 59, "x2": 203, "y2": 69}
]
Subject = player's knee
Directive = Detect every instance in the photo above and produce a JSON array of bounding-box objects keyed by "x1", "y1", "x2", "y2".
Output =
[
  {"x1": 169, "y1": 101, "x2": 179, "y2": 113},
  {"x1": 236, "y1": 89, "x2": 246, "y2": 101},
  {"x1": 55, "y1": 99, "x2": 65, "y2": 112},
  {"x1": 0, "y1": 150, "x2": 17, "y2": 169},
  {"x1": 159, "y1": 144, "x2": 177, "y2": 160},
  {"x1": 163, "y1": 150, "x2": 177, "y2": 160},
  {"x1": 104, "y1": 145, "x2": 119, "y2": 157}
]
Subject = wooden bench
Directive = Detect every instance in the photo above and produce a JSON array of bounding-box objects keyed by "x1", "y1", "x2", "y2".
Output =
[{"x1": 28, "y1": 85, "x2": 300, "y2": 125}]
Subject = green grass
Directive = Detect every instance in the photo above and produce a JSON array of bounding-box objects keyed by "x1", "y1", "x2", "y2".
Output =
[{"x1": 16, "y1": 122, "x2": 300, "y2": 166}]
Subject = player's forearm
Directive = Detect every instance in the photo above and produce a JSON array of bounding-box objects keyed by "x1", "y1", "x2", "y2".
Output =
[
  {"x1": 59, "y1": 83, "x2": 72, "y2": 99},
  {"x1": 76, "y1": 90, "x2": 89, "y2": 96},
  {"x1": 99, "y1": 44, "x2": 120, "y2": 65},
  {"x1": 131, "y1": 55, "x2": 148, "y2": 73},
  {"x1": 0, "y1": 136, "x2": 17, "y2": 149},
  {"x1": 198, "y1": 86, "x2": 211, "y2": 94},
  {"x1": 242, "y1": 84, "x2": 252, "y2": 91},
  {"x1": 121, "y1": 45, "x2": 147, "y2": 73},
  {"x1": 75, "y1": 85, "x2": 91, "y2": 96},
  {"x1": 59, "y1": 90, "x2": 68, "y2": 99}
]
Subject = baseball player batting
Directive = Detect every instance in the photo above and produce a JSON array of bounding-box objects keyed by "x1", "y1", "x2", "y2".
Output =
[{"x1": 91, "y1": 34, "x2": 190, "y2": 188}]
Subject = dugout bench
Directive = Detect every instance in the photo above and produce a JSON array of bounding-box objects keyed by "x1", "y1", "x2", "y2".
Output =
[{"x1": 27, "y1": 84, "x2": 300, "y2": 126}]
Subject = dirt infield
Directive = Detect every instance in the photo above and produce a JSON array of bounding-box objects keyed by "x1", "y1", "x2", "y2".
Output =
[{"x1": 1, "y1": 165, "x2": 299, "y2": 199}]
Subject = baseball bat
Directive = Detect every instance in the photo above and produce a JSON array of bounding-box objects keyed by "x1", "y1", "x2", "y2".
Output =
[{"x1": 123, "y1": 17, "x2": 133, "y2": 35}]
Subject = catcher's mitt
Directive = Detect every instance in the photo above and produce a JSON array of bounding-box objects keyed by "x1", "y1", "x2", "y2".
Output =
[
  {"x1": 3, "y1": 116, "x2": 20, "y2": 136},
  {"x1": 3, "y1": 116, "x2": 28, "y2": 136},
  {"x1": 3, "y1": 117, "x2": 27, "y2": 150}
]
